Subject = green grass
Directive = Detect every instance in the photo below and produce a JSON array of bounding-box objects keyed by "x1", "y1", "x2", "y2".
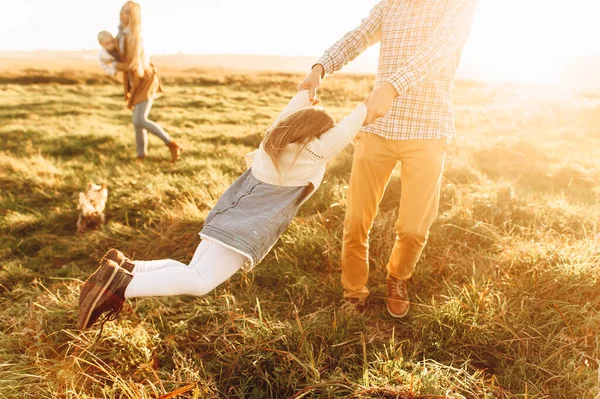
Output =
[{"x1": 0, "y1": 68, "x2": 599, "y2": 398}]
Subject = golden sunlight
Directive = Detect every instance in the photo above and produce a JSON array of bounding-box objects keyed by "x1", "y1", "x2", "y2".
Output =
[{"x1": 2, "y1": 1, "x2": 600, "y2": 398}]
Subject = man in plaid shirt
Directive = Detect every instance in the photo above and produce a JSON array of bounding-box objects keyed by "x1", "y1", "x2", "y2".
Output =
[{"x1": 298, "y1": 0, "x2": 477, "y2": 317}]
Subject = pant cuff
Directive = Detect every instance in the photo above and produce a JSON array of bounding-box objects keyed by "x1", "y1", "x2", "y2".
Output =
[
  {"x1": 341, "y1": 284, "x2": 370, "y2": 300},
  {"x1": 386, "y1": 263, "x2": 412, "y2": 281}
]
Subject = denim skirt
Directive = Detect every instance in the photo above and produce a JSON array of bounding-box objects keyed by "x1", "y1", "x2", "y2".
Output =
[{"x1": 200, "y1": 168, "x2": 310, "y2": 270}]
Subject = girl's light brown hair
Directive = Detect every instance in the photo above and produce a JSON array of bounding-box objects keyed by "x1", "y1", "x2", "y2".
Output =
[
  {"x1": 263, "y1": 107, "x2": 335, "y2": 174},
  {"x1": 122, "y1": 1, "x2": 148, "y2": 77}
]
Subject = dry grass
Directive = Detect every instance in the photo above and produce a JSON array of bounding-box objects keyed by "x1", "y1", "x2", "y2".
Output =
[{"x1": 0, "y1": 67, "x2": 599, "y2": 398}]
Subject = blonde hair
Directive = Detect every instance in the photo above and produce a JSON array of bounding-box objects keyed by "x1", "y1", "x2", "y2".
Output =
[
  {"x1": 97, "y1": 31, "x2": 114, "y2": 43},
  {"x1": 263, "y1": 108, "x2": 335, "y2": 174},
  {"x1": 122, "y1": 1, "x2": 148, "y2": 77}
]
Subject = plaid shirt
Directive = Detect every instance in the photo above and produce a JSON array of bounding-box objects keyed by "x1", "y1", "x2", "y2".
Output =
[{"x1": 316, "y1": 0, "x2": 477, "y2": 141}]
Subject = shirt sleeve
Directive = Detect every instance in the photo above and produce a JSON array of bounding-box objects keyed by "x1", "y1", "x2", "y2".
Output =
[
  {"x1": 98, "y1": 51, "x2": 117, "y2": 76},
  {"x1": 314, "y1": 1, "x2": 386, "y2": 78},
  {"x1": 387, "y1": 0, "x2": 477, "y2": 96},
  {"x1": 271, "y1": 90, "x2": 312, "y2": 126},
  {"x1": 312, "y1": 103, "x2": 368, "y2": 160}
]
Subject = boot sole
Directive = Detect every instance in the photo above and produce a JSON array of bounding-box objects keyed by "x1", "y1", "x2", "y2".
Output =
[
  {"x1": 101, "y1": 248, "x2": 125, "y2": 266},
  {"x1": 171, "y1": 149, "x2": 182, "y2": 162},
  {"x1": 169, "y1": 145, "x2": 183, "y2": 162},
  {"x1": 102, "y1": 248, "x2": 133, "y2": 272},
  {"x1": 387, "y1": 301, "x2": 410, "y2": 319},
  {"x1": 78, "y1": 262, "x2": 120, "y2": 330}
]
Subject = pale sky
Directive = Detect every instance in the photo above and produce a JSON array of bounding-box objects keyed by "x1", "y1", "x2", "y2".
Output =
[{"x1": 2, "y1": 1, "x2": 600, "y2": 81}]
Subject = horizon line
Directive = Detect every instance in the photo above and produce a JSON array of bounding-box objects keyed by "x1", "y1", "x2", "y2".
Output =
[{"x1": 2, "y1": 49, "x2": 600, "y2": 61}]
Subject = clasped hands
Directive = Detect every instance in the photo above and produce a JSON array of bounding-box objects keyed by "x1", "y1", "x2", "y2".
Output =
[{"x1": 297, "y1": 64, "x2": 398, "y2": 125}]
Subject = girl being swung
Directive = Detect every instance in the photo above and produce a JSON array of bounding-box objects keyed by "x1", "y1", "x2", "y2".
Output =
[{"x1": 77, "y1": 91, "x2": 367, "y2": 330}]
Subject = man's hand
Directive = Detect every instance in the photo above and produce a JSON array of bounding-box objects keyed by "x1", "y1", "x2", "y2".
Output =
[
  {"x1": 297, "y1": 64, "x2": 324, "y2": 105},
  {"x1": 363, "y1": 82, "x2": 398, "y2": 125}
]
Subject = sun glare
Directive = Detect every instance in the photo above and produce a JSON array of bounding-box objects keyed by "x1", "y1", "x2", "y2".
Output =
[
  {"x1": 1, "y1": 0, "x2": 599, "y2": 83},
  {"x1": 461, "y1": 0, "x2": 600, "y2": 83}
]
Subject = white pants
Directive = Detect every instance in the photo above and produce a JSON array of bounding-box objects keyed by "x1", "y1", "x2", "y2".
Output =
[{"x1": 124, "y1": 240, "x2": 246, "y2": 298}]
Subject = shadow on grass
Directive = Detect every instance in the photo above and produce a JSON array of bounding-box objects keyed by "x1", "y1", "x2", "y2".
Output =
[
  {"x1": 201, "y1": 132, "x2": 262, "y2": 148},
  {"x1": 45, "y1": 134, "x2": 118, "y2": 157}
]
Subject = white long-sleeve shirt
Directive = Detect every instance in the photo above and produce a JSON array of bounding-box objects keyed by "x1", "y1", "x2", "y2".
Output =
[
  {"x1": 98, "y1": 48, "x2": 117, "y2": 76},
  {"x1": 246, "y1": 91, "x2": 367, "y2": 189}
]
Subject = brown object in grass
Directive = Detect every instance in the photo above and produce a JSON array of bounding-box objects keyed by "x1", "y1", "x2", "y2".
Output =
[{"x1": 77, "y1": 183, "x2": 108, "y2": 233}]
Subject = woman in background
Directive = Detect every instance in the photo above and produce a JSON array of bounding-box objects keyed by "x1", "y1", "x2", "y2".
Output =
[{"x1": 114, "y1": 1, "x2": 182, "y2": 161}]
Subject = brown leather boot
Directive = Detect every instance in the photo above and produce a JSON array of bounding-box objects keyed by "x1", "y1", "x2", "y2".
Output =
[
  {"x1": 77, "y1": 259, "x2": 133, "y2": 330},
  {"x1": 386, "y1": 276, "x2": 410, "y2": 318},
  {"x1": 167, "y1": 141, "x2": 182, "y2": 162},
  {"x1": 101, "y1": 248, "x2": 134, "y2": 272}
]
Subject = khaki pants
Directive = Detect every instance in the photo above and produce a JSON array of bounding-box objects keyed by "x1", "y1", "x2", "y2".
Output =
[{"x1": 341, "y1": 131, "x2": 448, "y2": 300}]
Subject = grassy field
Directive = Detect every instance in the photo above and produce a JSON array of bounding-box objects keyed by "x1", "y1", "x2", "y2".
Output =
[{"x1": 0, "y1": 67, "x2": 599, "y2": 398}]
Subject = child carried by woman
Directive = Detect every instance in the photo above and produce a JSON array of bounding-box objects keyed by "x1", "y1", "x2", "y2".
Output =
[{"x1": 77, "y1": 90, "x2": 367, "y2": 330}]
